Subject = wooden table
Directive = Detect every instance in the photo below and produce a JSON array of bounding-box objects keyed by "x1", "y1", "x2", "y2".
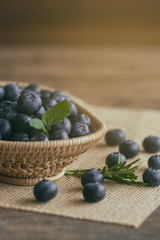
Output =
[{"x1": 0, "y1": 47, "x2": 160, "y2": 240}]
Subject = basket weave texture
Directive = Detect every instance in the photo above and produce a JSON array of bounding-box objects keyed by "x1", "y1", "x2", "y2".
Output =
[{"x1": 0, "y1": 81, "x2": 105, "y2": 179}]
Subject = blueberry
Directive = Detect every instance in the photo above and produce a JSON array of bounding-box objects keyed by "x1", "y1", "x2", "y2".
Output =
[
  {"x1": 12, "y1": 114, "x2": 31, "y2": 133},
  {"x1": 30, "y1": 133, "x2": 49, "y2": 141},
  {"x1": 50, "y1": 129, "x2": 69, "y2": 140},
  {"x1": 143, "y1": 168, "x2": 160, "y2": 187},
  {"x1": 0, "y1": 86, "x2": 5, "y2": 100},
  {"x1": 10, "y1": 132, "x2": 29, "y2": 141},
  {"x1": 41, "y1": 90, "x2": 51, "y2": 100},
  {"x1": 17, "y1": 90, "x2": 42, "y2": 115},
  {"x1": 4, "y1": 83, "x2": 22, "y2": 92},
  {"x1": 69, "y1": 122, "x2": 90, "y2": 138},
  {"x1": 34, "y1": 106, "x2": 45, "y2": 119},
  {"x1": 71, "y1": 114, "x2": 91, "y2": 127},
  {"x1": 83, "y1": 182, "x2": 106, "y2": 202},
  {"x1": 51, "y1": 91, "x2": 65, "y2": 102},
  {"x1": 34, "y1": 180, "x2": 58, "y2": 202},
  {"x1": 51, "y1": 118, "x2": 71, "y2": 134},
  {"x1": 25, "y1": 84, "x2": 41, "y2": 94},
  {"x1": 0, "y1": 106, "x2": 17, "y2": 121},
  {"x1": 0, "y1": 119, "x2": 12, "y2": 140},
  {"x1": 69, "y1": 102, "x2": 77, "y2": 118},
  {"x1": 105, "y1": 129, "x2": 126, "y2": 146},
  {"x1": 148, "y1": 155, "x2": 160, "y2": 169},
  {"x1": 43, "y1": 96, "x2": 57, "y2": 110},
  {"x1": 143, "y1": 136, "x2": 160, "y2": 153},
  {"x1": 105, "y1": 152, "x2": 126, "y2": 169},
  {"x1": 29, "y1": 128, "x2": 43, "y2": 138},
  {"x1": 4, "y1": 88, "x2": 21, "y2": 102},
  {"x1": 0, "y1": 100, "x2": 13, "y2": 109},
  {"x1": 119, "y1": 140, "x2": 139, "y2": 158},
  {"x1": 81, "y1": 169, "x2": 104, "y2": 186}
]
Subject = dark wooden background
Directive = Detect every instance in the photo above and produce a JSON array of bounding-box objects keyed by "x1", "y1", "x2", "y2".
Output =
[{"x1": 0, "y1": 1, "x2": 160, "y2": 239}]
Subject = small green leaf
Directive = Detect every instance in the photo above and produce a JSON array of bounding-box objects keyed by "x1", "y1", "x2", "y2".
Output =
[
  {"x1": 29, "y1": 118, "x2": 47, "y2": 134},
  {"x1": 42, "y1": 99, "x2": 70, "y2": 128}
]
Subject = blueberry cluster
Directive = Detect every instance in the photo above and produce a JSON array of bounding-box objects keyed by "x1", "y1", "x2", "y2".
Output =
[
  {"x1": 0, "y1": 83, "x2": 91, "y2": 141},
  {"x1": 143, "y1": 155, "x2": 160, "y2": 186},
  {"x1": 81, "y1": 169, "x2": 106, "y2": 202}
]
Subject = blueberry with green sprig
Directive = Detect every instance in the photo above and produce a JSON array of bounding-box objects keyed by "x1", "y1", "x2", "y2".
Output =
[{"x1": 105, "y1": 152, "x2": 126, "y2": 169}]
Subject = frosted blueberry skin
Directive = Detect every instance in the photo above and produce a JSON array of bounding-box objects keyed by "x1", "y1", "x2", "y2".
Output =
[
  {"x1": 50, "y1": 129, "x2": 69, "y2": 140},
  {"x1": 10, "y1": 132, "x2": 29, "y2": 142},
  {"x1": 81, "y1": 169, "x2": 104, "y2": 186},
  {"x1": 41, "y1": 90, "x2": 51, "y2": 100},
  {"x1": 148, "y1": 155, "x2": 160, "y2": 169},
  {"x1": 34, "y1": 180, "x2": 58, "y2": 202},
  {"x1": 51, "y1": 118, "x2": 71, "y2": 134},
  {"x1": 30, "y1": 133, "x2": 49, "y2": 141},
  {"x1": 71, "y1": 114, "x2": 91, "y2": 127},
  {"x1": 69, "y1": 122, "x2": 90, "y2": 138},
  {"x1": 34, "y1": 106, "x2": 45, "y2": 119},
  {"x1": 119, "y1": 140, "x2": 139, "y2": 158},
  {"x1": 0, "y1": 119, "x2": 12, "y2": 140},
  {"x1": 43, "y1": 96, "x2": 57, "y2": 110},
  {"x1": 105, "y1": 152, "x2": 126, "y2": 169},
  {"x1": 83, "y1": 182, "x2": 106, "y2": 202},
  {"x1": 17, "y1": 90, "x2": 42, "y2": 115},
  {"x1": 12, "y1": 114, "x2": 31, "y2": 133},
  {"x1": 143, "y1": 168, "x2": 160, "y2": 186},
  {"x1": 0, "y1": 106, "x2": 17, "y2": 121},
  {"x1": 69, "y1": 101, "x2": 77, "y2": 118},
  {"x1": 50, "y1": 91, "x2": 65, "y2": 102},
  {"x1": 25, "y1": 84, "x2": 41, "y2": 94},
  {"x1": 0, "y1": 100, "x2": 14, "y2": 109},
  {"x1": 143, "y1": 136, "x2": 160, "y2": 153},
  {"x1": 4, "y1": 83, "x2": 22, "y2": 92},
  {"x1": 4, "y1": 87, "x2": 21, "y2": 102},
  {"x1": 105, "y1": 129, "x2": 126, "y2": 146},
  {"x1": 0, "y1": 86, "x2": 5, "y2": 100}
]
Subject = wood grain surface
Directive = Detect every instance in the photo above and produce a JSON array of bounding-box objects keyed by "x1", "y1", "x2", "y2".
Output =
[{"x1": 0, "y1": 47, "x2": 160, "y2": 240}]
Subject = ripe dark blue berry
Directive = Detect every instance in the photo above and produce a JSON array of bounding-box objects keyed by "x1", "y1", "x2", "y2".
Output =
[
  {"x1": 0, "y1": 119, "x2": 12, "y2": 140},
  {"x1": 25, "y1": 84, "x2": 41, "y2": 94},
  {"x1": 105, "y1": 129, "x2": 126, "y2": 146},
  {"x1": 4, "y1": 88, "x2": 21, "y2": 102},
  {"x1": 143, "y1": 168, "x2": 160, "y2": 187},
  {"x1": 50, "y1": 129, "x2": 69, "y2": 140},
  {"x1": 43, "y1": 96, "x2": 57, "y2": 110},
  {"x1": 34, "y1": 106, "x2": 45, "y2": 119},
  {"x1": 70, "y1": 122, "x2": 90, "y2": 138},
  {"x1": 12, "y1": 114, "x2": 31, "y2": 133},
  {"x1": 51, "y1": 91, "x2": 65, "y2": 102},
  {"x1": 69, "y1": 101, "x2": 77, "y2": 118},
  {"x1": 81, "y1": 169, "x2": 104, "y2": 186},
  {"x1": 0, "y1": 100, "x2": 14, "y2": 109},
  {"x1": 0, "y1": 106, "x2": 17, "y2": 121},
  {"x1": 119, "y1": 140, "x2": 139, "y2": 158},
  {"x1": 4, "y1": 83, "x2": 22, "y2": 92},
  {"x1": 33, "y1": 180, "x2": 58, "y2": 202},
  {"x1": 83, "y1": 182, "x2": 106, "y2": 202},
  {"x1": 148, "y1": 155, "x2": 160, "y2": 169},
  {"x1": 105, "y1": 152, "x2": 126, "y2": 169},
  {"x1": 17, "y1": 90, "x2": 42, "y2": 115},
  {"x1": 10, "y1": 132, "x2": 29, "y2": 141},
  {"x1": 71, "y1": 114, "x2": 91, "y2": 127},
  {"x1": 143, "y1": 136, "x2": 160, "y2": 153},
  {"x1": 0, "y1": 86, "x2": 5, "y2": 100},
  {"x1": 41, "y1": 90, "x2": 51, "y2": 100},
  {"x1": 30, "y1": 133, "x2": 49, "y2": 141},
  {"x1": 51, "y1": 118, "x2": 71, "y2": 134}
]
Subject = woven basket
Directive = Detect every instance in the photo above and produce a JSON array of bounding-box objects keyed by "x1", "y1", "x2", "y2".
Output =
[{"x1": 0, "y1": 81, "x2": 106, "y2": 185}]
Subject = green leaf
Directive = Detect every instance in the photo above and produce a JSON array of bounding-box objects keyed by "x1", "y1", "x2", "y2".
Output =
[
  {"x1": 42, "y1": 99, "x2": 70, "y2": 128},
  {"x1": 29, "y1": 118, "x2": 47, "y2": 134}
]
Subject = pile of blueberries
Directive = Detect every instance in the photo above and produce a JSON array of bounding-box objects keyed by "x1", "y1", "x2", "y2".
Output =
[
  {"x1": 105, "y1": 129, "x2": 160, "y2": 187},
  {"x1": 0, "y1": 83, "x2": 91, "y2": 141}
]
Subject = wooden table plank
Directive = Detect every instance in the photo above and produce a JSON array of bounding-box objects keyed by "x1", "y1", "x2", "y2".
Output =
[{"x1": 0, "y1": 47, "x2": 160, "y2": 240}]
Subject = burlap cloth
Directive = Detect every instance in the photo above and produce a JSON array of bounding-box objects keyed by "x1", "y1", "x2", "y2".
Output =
[{"x1": 0, "y1": 105, "x2": 160, "y2": 228}]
